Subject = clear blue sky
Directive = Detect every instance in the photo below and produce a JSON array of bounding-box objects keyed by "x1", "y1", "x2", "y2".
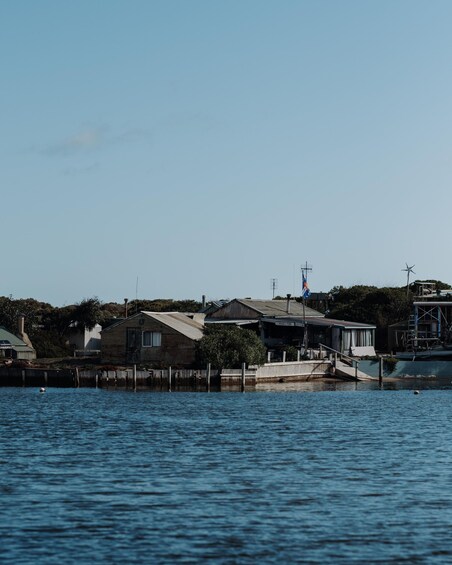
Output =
[{"x1": 2, "y1": 0, "x2": 452, "y2": 306}]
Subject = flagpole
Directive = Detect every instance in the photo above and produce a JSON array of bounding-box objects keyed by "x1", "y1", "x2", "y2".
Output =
[
  {"x1": 302, "y1": 292, "x2": 307, "y2": 350},
  {"x1": 301, "y1": 262, "x2": 312, "y2": 353}
]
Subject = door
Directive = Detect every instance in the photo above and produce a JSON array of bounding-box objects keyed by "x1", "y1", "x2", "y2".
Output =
[{"x1": 126, "y1": 328, "x2": 141, "y2": 363}]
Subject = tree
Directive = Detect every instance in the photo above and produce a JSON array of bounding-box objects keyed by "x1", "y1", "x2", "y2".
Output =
[
  {"x1": 197, "y1": 325, "x2": 266, "y2": 369},
  {"x1": 71, "y1": 297, "x2": 103, "y2": 330},
  {"x1": 327, "y1": 285, "x2": 412, "y2": 350},
  {"x1": 127, "y1": 298, "x2": 203, "y2": 315}
]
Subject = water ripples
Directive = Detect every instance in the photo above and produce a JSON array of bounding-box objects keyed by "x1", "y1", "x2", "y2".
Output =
[{"x1": 0, "y1": 387, "x2": 451, "y2": 563}]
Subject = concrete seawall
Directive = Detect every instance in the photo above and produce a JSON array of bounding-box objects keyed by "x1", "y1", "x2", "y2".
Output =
[{"x1": 220, "y1": 360, "x2": 333, "y2": 386}]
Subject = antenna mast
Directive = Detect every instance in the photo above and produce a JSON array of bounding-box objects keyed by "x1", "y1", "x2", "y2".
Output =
[{"x1": 270, "y1": 278, "x2": 278, "y2": 299}]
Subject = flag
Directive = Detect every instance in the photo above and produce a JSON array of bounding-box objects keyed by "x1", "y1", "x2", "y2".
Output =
[{"x1": 302, "y1": 274, "x2": 311, "y2": 298}]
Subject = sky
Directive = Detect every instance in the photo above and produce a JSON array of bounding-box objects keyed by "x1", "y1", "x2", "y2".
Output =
[{"x1": 2, "y1": 0, "x2": 452, "y2": 306}]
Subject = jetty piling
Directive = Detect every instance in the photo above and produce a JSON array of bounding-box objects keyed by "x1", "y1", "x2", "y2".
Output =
[{"x1": 379, "y1": 357, "x2": 384, "y2": 386}]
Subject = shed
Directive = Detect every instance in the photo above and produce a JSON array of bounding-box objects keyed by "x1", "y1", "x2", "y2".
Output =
[{"x1": 67, "y1": 323, "x2": 102, "y2": 356}]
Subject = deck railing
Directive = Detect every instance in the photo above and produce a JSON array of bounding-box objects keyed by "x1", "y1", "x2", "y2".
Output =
[{"x1": 318, "y1": 343, "x2": 359, "y2": 379}]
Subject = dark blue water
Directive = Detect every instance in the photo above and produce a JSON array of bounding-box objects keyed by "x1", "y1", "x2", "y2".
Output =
[{"x1": 1, "y1": 387, "x2": 451, "y2": 564}]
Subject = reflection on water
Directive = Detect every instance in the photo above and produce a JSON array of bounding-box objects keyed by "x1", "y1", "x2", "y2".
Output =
[
  {"x1": 0, "y1": 386, "x2": 451, "y2": 564},
  {"x1": 255, "y1": 375, "x2": 452, "y2": 392}
]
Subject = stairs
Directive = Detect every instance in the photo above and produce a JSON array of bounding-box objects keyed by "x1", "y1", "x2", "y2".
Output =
[{"x1": 334, "y1": 360, "x2": 378, "y2": 382}]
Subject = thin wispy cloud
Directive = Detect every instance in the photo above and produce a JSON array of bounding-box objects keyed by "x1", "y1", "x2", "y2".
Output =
[
  {"x1": 112, "y1": 128, "x2": 152, "y2": 144},
  {"x1": 62, "y1": 162, "x2": 100, "y2": 177},
  {"x1": 44, "y1": 126, "x2": 107, "y2": 156},
  {"x1": 38, "y1": 115, "x2": 210, "y2": 159}
]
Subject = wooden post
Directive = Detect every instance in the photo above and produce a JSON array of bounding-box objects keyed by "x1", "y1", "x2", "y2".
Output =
[
  {"x1": 267, "y1": 351, "x2": 271, "y2": 363},
  {"x1": 241, "y1": 363, "x2": 246, "y2": 392},
  {"x1": 282, "y1": 351, "x2": 286, "y2": 363},
  {"x1": 75, "y1": 367, "x2": 80, "y2": 388},
  {"x1": 297, "y1": 350, "x2": 301, "y2": 362},
  {"x1": 133, "y1": 364, "x2": 137, "y2": 390},
  {"x1": 319, "y1": 345, "x2": 323, "y2": 359},
  {"x1": 355, "y1": 361, "x2": 358, "y2": 380},
  {"x1": 334, "y1": 352, "x2": 337, "y2": 368},
  {"x1": 206, "y1": 363, "x2": 211, "y2": 392},
  {"x1": 95, "y1": 370, "x2": 99, "y2": 388},
  {"x1": 379, "y1": 356, "x2": 383, "y2": 386},
  {"x1": 168, "y1": 366, "x2": 172, "y2": 391}
]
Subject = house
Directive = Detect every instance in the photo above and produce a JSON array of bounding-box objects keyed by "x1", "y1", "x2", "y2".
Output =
[
  {"x1": 206, "y1": 298, "x2": 376, "y2": 357},
  {"x1": 101, "y1": 311, "x2": 204, "y2": 367},
  {"x1": 0, "y1": 316, "x2": 36, "y2": 361},
  {"x1": 67, "y1": 323, "x2": 102, "y2": 356}
]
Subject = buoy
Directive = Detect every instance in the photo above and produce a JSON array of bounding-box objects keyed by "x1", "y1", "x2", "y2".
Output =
[
  {"x1": 414, "y1": 390, "x2": 420, "y2": 395},
  {"x1": 39, "y1": 387, "x2": 46, "y2": 393}
]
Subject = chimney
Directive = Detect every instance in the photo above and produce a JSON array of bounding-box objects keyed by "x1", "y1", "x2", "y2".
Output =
[
  {"x1": 286, "y1": 294, "x2": 291, "y2": 314},
  {"x1": 18, "y1": 315, "x2": 25, "y2": 335},
  {"x1": 17, "y1": 315, "x2": 35, "y2": 352},
  {"x1": 202, "y1": 295, "x2": 206, "y2": 309},
  {"x1": 124, "y1": 298, "x2": 129, "y2": 318}
]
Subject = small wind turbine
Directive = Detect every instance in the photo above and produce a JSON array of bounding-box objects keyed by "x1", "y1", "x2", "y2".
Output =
[{"x1": 402, "y1": 263, "x2": 415, "y2": 297}]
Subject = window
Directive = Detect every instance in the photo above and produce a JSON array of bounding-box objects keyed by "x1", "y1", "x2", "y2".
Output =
[{"x1": 142, "y1": 331, "x2": 161, "y2": 347}]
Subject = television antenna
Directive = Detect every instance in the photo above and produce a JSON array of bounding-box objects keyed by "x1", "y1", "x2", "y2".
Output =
[
  {"x1": 301, "y1": 261, "x2": 313, "y2": 283},
  {"x1": 402, "y1": 263, "x2": 415, "y2": 297},
  {"x1": 270, "y1": 278, "x2": 278, "y2": 299}
]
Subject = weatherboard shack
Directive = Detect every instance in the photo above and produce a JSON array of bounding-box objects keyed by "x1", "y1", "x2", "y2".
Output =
[
  {"x1": 206, "y1": 298, "x2": 376, "y2": 357},
  {"x1": 101, "y1": 311, "x2": 204, "y2": 367}
]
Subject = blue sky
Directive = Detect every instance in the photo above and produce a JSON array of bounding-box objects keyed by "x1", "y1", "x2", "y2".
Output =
[{"x1": 2, "y1": 0, "x2": 452, "y2": 306}]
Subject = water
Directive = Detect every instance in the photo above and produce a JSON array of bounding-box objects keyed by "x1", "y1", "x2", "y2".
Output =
[{"x1": 1, "y1": 386, "x2": 451, "y2": 564}]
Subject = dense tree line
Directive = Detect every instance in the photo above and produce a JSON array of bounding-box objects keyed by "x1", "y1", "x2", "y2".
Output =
[{"x1": 2, "y1": 281, "x2": 451, "y2": 358}]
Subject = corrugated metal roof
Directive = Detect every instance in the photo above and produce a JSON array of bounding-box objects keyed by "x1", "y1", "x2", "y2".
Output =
[
  {"x1": 0, "y1": 327, "x2": 34, "y2": 350},
  {"x1": 259, "y1": 316, "x2": 375, "y2": 329},
  {"x1": 141, "y1": 312, "x2": 204, "y2": 341},
  {"x1": 236, "y1": 299, "x2": 324, "y2": 318},
  {"x1": 206, "y1": 319, "x2": 258, "y2": 326},
  {"x1": 306, "y1": 317, "x2": 376, "y2": 329}
]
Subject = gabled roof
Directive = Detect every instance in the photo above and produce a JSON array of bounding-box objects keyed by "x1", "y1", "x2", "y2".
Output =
[
  {"x1": 102, "y1": 312, "x2": 204, "y2": 341},
  {"x1": 0, "y1": 326, "x2": 35, "y2": 352},
  {"x1": 199, "y1": 299, "x2": 229, "y2": 315},
  {"x1": 142, "y1": 312, "x2": 204, "y2": 340},
  {"x1": 215, "y1": 298, "x2": 324, "y2": 318}
]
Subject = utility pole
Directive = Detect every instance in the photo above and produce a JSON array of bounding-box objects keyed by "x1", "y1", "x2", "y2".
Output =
[{"x1": 301, "y1": 262, "x2": 313, "y2": 352}]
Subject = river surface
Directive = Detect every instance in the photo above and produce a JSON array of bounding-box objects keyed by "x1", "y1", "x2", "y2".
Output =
[{"x1": 1, "y1": 385, "x2": 451, "y2": 564}]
